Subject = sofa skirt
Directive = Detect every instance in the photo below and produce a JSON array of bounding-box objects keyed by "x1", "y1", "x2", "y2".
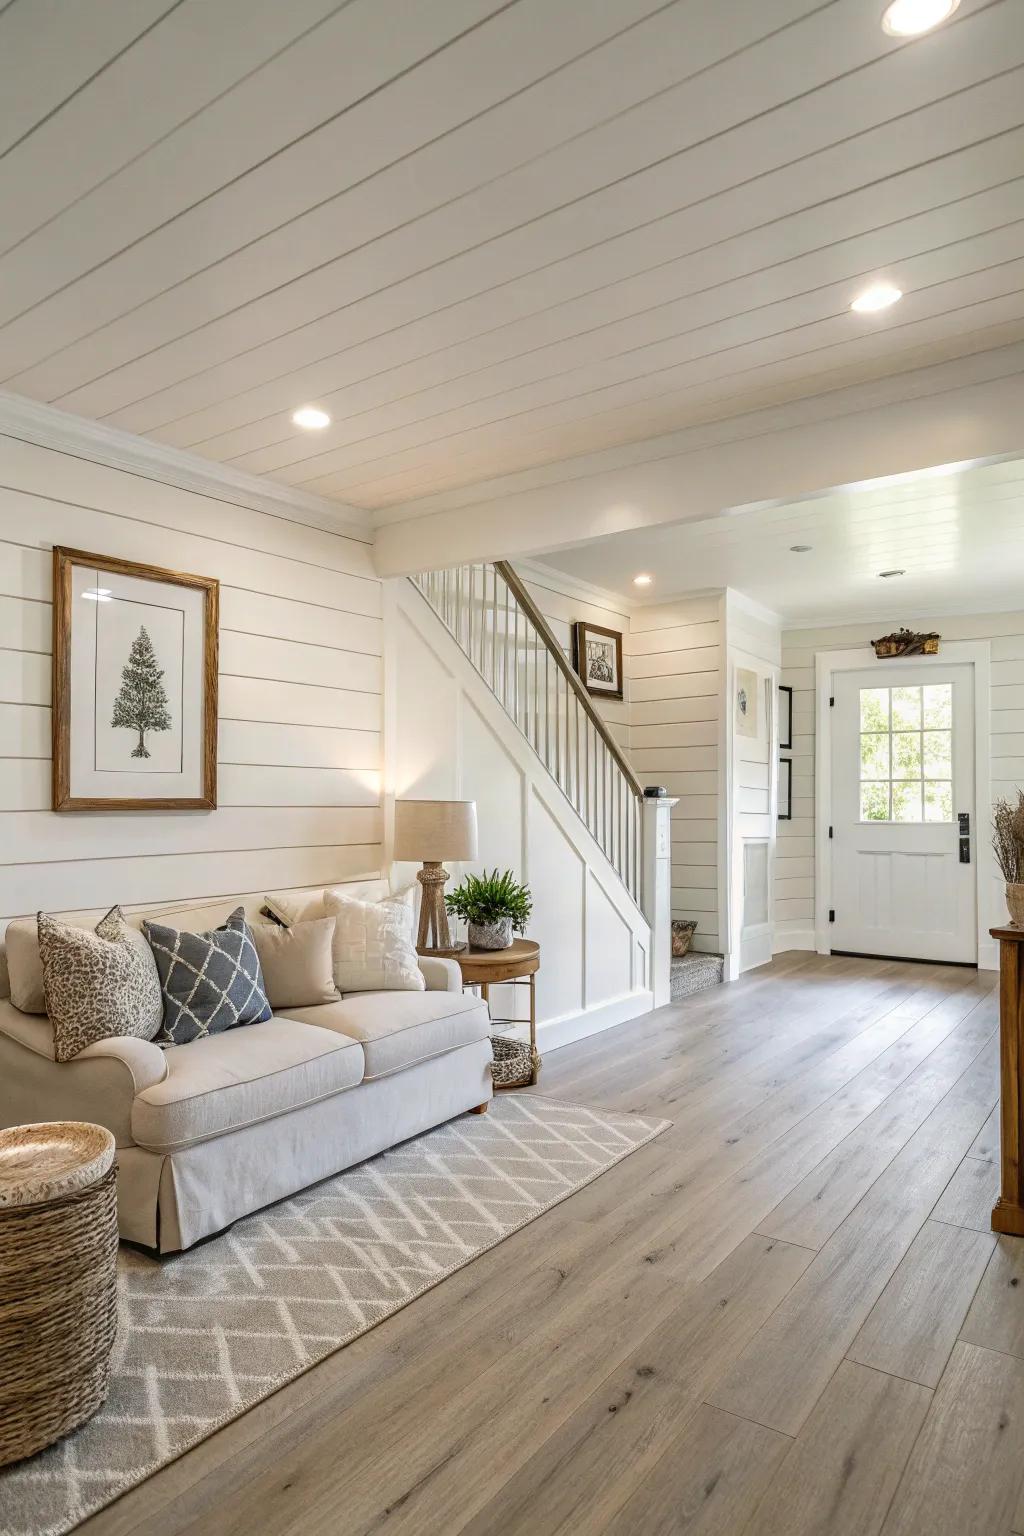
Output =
[{"x1": 125, "y1": 1038, "x2": 493, "y2": 1253}]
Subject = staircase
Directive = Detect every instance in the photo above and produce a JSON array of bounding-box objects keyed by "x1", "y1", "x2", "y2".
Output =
[{"x1": 413, "y1": 561, "x2": 644, "y2": 907}]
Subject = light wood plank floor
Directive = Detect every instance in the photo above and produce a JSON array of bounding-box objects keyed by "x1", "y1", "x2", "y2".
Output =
[{"x1": 79, "y1": 952, "x2": 1024, "y2": 1536}]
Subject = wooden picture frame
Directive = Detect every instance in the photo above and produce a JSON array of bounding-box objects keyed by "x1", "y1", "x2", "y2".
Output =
[
  {"x1": 778, "y1": 684, "x2": 793, "y2": 750},
  {"x1": 572, "y1": 620, "x2": 624, "y2": 702},
  {"x1": 778, "y1": 757, "x2": 793, "y2": 821},
  {"x1": 52, "y1": 547, "x2": 219, "y2": 811}
]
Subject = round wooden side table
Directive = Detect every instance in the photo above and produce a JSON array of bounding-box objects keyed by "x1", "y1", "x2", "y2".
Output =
[
  {"x1": 0, "y1": 1122, "x2": 119, "y2": 1466},
  {"x1": 457, "y1": 939, "x2": 540, "y2": 1087}
]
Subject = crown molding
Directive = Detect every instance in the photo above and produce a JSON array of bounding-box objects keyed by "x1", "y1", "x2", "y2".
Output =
[
  {"x1": 0, "y1": 390, "x2": 374, "y2": 544},
  {"x1": 512, "y1": 556, "x2": 639, "y2": 617},
  {"x1": 725, "y1": 586, "x2": 782, "y2": 629},
  {"x1": 783, "y1": 596, "x2": 1024, "y2": 632}
]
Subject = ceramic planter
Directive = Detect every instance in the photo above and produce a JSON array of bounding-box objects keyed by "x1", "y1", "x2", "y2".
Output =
[{"x1": 468, "y1": 917, "x2": 513, "y2": 950}]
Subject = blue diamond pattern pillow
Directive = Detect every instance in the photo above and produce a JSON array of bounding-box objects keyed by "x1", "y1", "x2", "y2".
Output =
[{"x1": 143, "y1": 907, "x2": 271, "y2": 1045}]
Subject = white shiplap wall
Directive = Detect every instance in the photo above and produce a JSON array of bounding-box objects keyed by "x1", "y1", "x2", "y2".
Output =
[
  {"x1": 776, "y1": 610, "x2": 1024, "y2": 951},
  {"x1": 627, "y1": 595, "x2": 723, "y2": 955},
  {"x1": 0, "y1": 434, "x2": 382, "y2": 926}
]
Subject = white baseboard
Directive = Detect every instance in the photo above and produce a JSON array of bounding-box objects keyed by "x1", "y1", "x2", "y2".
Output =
[
  {"x1": 773, "y1": 924, "x2": 816, "y2": 954},
  {"x1": 774, "y1": 925, "x2": 997, "y2": 970},
  {"x1": 537, "y1": 990, "x2": 654, "y2": 1053}
]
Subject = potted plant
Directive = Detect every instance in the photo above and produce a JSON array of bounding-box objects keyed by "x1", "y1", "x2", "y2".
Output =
[
  {"x1": 446, "y1": 868, "x2": 532, "y2": 950},
  {"x1": 993, "y1": 791, "x2": 1024, "y2": 927}
]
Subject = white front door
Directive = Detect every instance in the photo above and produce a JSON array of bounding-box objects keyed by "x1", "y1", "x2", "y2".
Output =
[{"x1": 830, "y1": 663, "x2": 976, "y2": 963}]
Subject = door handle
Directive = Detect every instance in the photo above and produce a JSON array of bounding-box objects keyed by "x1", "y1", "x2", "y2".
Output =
[{"x1": 959, "y1": 835, "x2": 971, "y2": 864}]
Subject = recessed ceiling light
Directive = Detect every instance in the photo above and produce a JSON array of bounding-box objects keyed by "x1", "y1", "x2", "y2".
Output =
[
  {"x1": 881, "y1": 0, "x2": 959, "y2": 36},
  {"x1": 851, "y1": 282, "x2": 903, "y2": 314},
  {"x1": 878, "y1": 569, "x2": 906, "y2": 578},
  {"x1": 292, "y1": 406, "x2": 331, "y2": 430},
  {"x1": 633, "y1": 573, "x2": 653, "y2": 587},
  {"x1": 81, "y1": 587, "x2": 112, "y2": 602},
  {"x1": 790, "y1": 544, "x2": 813, "y2": 553}
]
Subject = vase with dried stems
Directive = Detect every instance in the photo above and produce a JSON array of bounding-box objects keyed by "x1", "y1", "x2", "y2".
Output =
[{"x1": 993, "y1": 791, "x2": 1024, "y2": 927}]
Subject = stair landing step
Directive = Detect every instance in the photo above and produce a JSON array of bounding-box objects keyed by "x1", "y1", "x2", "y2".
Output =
[{"x1": 670, "y1": 951, "x2": 725, "y2": 1001}]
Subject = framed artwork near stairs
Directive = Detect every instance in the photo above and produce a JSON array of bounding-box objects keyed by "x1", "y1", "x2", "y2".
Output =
[
  {"x1": 52, "y1": 546, "x2": 219, "y2": 811},
  {"x1": 572, "y1": 619, "x2": 624, "y2": 701}
]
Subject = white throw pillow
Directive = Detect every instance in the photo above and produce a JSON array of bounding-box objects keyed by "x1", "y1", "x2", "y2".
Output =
[
  {"x1": 263, "y1": 879, "x2": 389, "y2": 928},
  {"x1": 323, "y1": 887, "x2": 424, "y2": 994}
]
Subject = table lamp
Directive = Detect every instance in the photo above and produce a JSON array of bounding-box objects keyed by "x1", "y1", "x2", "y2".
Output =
[{"x1": 394, "y1": 798, "x2": 478, "y2": 954}]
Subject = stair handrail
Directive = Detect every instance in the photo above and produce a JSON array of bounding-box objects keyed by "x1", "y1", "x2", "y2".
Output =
[{"x1": 495, "y1": 560, "x2": 644, "y2": 802}]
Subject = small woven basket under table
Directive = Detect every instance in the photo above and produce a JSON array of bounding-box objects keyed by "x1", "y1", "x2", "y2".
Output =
[
  {"x1": 490, "y1": 1034, "x2": 540, "y2": 1090},
  {"x1": 0, "y1": 1122, "x2": 119, "y2": 1467}
]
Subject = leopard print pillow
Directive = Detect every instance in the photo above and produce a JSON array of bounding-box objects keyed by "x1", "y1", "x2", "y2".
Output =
[{"x1": 38, "y1": 906, "x2": 164, "y2": 1063}]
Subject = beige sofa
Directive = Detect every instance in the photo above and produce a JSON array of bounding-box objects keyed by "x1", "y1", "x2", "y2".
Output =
[{"x1": 0, "y1": 886, "x2": 492, "y2": 1253}]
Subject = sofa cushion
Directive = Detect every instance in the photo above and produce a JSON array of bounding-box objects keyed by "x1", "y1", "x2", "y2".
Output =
[
  {"x1": 144, "y1": 907, "x2": 272, "y2": 1044},
  {"x1": 131, "y1": 1019, "x2": 364, "y2": 1153},
  {"x1": 251, "y1": 915, "x2": 338, "y2": 1009},
  {"x1": 323, "y1": 887, "x2": 424, "y2": 995},
  {"x1": 39, "y1": 907, "x2": 165, "y2": 1061},
  {"x1": 276, "y1": 991, "x2": 489, "y2": 1080},
  {"x1": 263, "y1": 879, "x2": 389, "y2": 927}
]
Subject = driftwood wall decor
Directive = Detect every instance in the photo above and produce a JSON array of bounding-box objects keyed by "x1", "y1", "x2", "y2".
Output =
[{"x1": 870, "y1": 627, "x2": 941, "y2": 659}]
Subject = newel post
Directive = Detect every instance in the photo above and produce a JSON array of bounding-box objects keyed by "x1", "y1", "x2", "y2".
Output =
[
  {"x1": 992, "y1": 925, "x2": 1024, "y2": 1236},
  {"x1": 642, "y1": 796, "x2": 678, "y2": 1010}
]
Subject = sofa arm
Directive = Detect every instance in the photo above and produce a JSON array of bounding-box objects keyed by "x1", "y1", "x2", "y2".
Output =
[
  {"x1": 76, "y1": 1035, "x2": 168, "y2": 1095},
  {"x1": 418, "y1": 956, "x2": 463, "y2": 993}
]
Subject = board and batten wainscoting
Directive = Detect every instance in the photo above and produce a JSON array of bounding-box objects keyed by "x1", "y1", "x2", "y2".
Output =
[
  {"x1": 0, "y1": 430, "x2": 383, "y2": 928},
  {"x1": 626, "y1": 595, "x2": 723, "y2": 956},
  {"x1": 775, "y1": 612, "x2": 1016, "y2": 960}
]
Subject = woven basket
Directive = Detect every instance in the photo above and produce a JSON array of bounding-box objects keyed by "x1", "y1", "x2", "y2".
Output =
[
  {"x1": 489, "y1": 1035, "x2": 539, "y2": 1089},
  {"x1": 0, "y1": 1163, "x2": 119, "y2": 1466}
]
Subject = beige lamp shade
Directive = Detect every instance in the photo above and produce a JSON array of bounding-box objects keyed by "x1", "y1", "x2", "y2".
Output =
[{"x1": 394, "y1": 799, "x2": 478, "y2": 863}]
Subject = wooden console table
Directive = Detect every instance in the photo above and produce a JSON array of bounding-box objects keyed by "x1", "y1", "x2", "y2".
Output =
[
  {"x1": 456, "y1": 940, "x2": 540, "y2": 1086},
  {"x1": 991, "y1": 925, "x2": 1024, "y2": 1235}
]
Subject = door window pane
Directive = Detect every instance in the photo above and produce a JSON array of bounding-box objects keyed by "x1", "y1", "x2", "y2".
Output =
[
  {"x1": 860, "y1": 732, "x2": 890, "y2": 779},
  {"x1": 923, "y1": 730, "x2": 952, "y2": 779},
  {"x1": 857, "y1": 684, "x2": 953, "y2": 823},
  {"x1": 924, "y1": 782, "x2": 953, "y2": 822},
  {"x1": 892, "y1": 687, "x2": 921, "y2": 730},
  {"x1": 860, "y1": 688, "x2": 890, "y2": 732},
  {"x1": 861, "y1": 782, "x2": 890, "y2": 821},
  {"x1": 892, "y1": 732, "x2": 921, "y2": 777},
  {"x1": 923, "y1": 684, "x2": 952, "y2": 729},
  {"x1": 892, "y1": 781, "x2": 923, "y2": 822}
]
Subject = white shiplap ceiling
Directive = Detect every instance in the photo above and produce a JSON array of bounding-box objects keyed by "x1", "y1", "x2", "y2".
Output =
[
  {"x1": 536, "y1": 455, "x2": 1024, "y2": 623},
  {"x1": 1, "y1": 0, "x2": 1023, "y2": 515}
]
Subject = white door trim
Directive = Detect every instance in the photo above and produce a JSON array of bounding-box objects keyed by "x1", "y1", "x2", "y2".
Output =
[{"x1": 814, "y1": 641, "x2": 993, "y2": 969}]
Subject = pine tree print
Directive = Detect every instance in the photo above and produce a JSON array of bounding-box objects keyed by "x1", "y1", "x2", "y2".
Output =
[{"x1": 110, "y1": 625, "x2": 172, "y2": 759}]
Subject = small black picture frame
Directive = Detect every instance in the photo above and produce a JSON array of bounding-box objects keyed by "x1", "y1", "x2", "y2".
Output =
[
  {"x1": 778, "y1": 684, "x2": 793, "y2": 751},
  {"x1": 778, "y1": 757, "x2": 792, "y2": 821},
  {"x1": 572, "y1": 620, "x2": 624, "y2": 702}
]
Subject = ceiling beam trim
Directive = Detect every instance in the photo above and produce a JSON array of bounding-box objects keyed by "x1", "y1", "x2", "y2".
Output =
[
  {"x1": 371, "y1": 341, "x2": 1024, "y2": 575},
  {"x1": 0, "y1": 389, "x2": 374, "y2": 544}
]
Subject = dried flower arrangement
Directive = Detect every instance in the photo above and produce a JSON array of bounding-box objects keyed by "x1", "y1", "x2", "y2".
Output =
[{"x1": 993, "y1": 790, "x2": 1024, "y2": 925}]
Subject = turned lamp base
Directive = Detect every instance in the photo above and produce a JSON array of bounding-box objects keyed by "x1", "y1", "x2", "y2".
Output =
[{"x1": 415, "y1": 862, "x2": 467, "y2": 956}]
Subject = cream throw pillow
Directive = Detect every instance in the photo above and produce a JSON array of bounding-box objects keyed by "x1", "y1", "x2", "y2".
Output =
[
  {"x1": 251, "y1": 916, "x2": 338, "y2": 1009},
  {"x1": 323, "y1": 887, "x2": 424, "y2": 994},
  {"x1": 263, "y1": 879, "x2": 389, "y2": 928}
]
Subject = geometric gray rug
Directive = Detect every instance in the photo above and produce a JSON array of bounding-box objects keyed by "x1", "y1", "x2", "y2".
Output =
[{"x1": 0, "y1": 1095, "x2": 668, "y2": 1536}]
